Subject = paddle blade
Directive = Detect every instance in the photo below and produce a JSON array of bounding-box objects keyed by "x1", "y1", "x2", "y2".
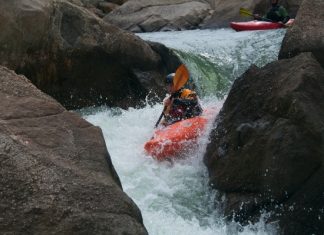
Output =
[
  {"x1": 172, "y1": 64, "x2": 189, "y2": 93},
  {"x1": 240, "y1": 7, "x2": 253, "y2": 17}
]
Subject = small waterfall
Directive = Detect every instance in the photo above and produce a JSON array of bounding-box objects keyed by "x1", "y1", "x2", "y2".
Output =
[
  {"x1": 138, "y1": 28, "x2": 286, "y2": 99},
  {"x1": 83, "y1": 28, "x2": 287, "y2": 235}
]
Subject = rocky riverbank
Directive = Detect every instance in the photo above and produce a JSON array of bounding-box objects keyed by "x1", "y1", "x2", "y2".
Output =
[
  {"x1": 0, "y1": 0, "x2": 179, "y2": 234},
  {"x1": 0, "y1": 0, "x2": 181, "y2": 110},
  {"x1": 80, "y1": 0, "x2": 302, "y2": 32},
  {"x1": 1, "y1": 0, "x2": 323, "y2": 234},
  {"x1": 0, "y1": 66, "x2": 148, "y2": 234}
]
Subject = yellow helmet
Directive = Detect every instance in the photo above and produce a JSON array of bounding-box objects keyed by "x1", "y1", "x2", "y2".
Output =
[{"x1": 180, "y1": 89, "x2": 196, "y2": 98}]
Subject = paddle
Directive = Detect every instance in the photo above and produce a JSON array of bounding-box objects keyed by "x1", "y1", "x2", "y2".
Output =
[
  {"x1": 239, "y1": 7, "x2": 254, "y2": 17},
  {"x1": 154, "y1": 64, "x2": 189, "y2": 128},
  {"x1": 239, "y1": 7, "x2": 273, "y2": 22}
]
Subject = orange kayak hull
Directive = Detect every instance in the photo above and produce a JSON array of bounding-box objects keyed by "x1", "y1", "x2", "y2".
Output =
[{"x1": 144, "y1": 112, "x2": 210, "y2": 160}]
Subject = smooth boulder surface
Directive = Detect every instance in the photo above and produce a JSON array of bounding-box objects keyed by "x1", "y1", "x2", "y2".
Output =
[
  {"x1": 0, "y1": 66, "x2": 148, "y2": 234},
  {"x1": 103, "y1": 0, "x2": 212, "y2": 32},
  {"x1": 0, "y1": 0, "x2": 180, "y2": 109},
  {"x1": 204, "y1": 53, "x2": 324, "y2": 235},
  {"x1": 201, "y1": 0, "x2": 262, "y2": 28},
  {"x1": 279, "y1": 0, "x2": 324, "y2": 68}
]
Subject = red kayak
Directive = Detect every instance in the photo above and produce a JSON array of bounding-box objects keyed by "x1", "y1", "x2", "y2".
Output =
[
  {"x1": 230, "y1": 19, "x2": 294, "y2": 31},
  {"x1": 144, "y1": 109, "x2": 216, "y2": 161}
]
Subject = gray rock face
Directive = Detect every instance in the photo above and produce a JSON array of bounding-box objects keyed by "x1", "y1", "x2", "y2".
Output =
[
  {"x1": 204, "y1": 53, "x2": 324, "y2": 235},
  {"x1": 0, "y1": 66, "x2": 148, "y2": 234},
  {"x1": 279, "y1": 0, "x2": 324, "y2": 68},
  {"x1": 201, "y1": 0, "x2": 261, "y2": 28},
  {"x1": 0, "y1": 0, "x2": 179, "y2": 109},
  {"x1": 103, "y1": 0, "x2": 212, "y2": 32}
]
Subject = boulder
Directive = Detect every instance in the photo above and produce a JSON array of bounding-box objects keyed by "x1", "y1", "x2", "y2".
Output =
[
  {"x1": 279, "y1": 0, "x2": 324, "y2": 68},
  {"x1": 0, "y1": 66, "x2": 148, "y2": 234},
  {"x1": 97, "y1": 1, "x2": 119, "y2": 13},
  {"x1": 201, "y1": 0, "x2": 261, "y2": 28},
  {"x1": 73, "y1": 0, "x2": 123, "y2": 16},
  {"x1": 103, "y1": 0, "x2": 212, "y2": 32},
  {"x1": 204, "y1": 53, "x2": 324, "y2": 235},
  {"x1": 0, "y1": 0, "x2": 180, "y2": 109}
]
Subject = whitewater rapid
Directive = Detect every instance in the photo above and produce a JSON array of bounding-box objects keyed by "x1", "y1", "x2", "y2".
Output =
[
  {"x1": 83, "y1": 28, "x2": 286, "y2": 235},
  {"x1": 137, "y1": 28, "x2": 286, "y2": 98}
]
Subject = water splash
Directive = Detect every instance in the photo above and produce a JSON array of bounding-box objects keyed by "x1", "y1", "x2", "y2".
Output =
[
  {"x1": 82, "y1": 28, "x2": 286, "y2": 234},
  {"x1": 137, "y1": 28, "x2": 286, "y2": 99},
  {"x1": 83, "y1": 99, "x2": 277, "y2": 235}
]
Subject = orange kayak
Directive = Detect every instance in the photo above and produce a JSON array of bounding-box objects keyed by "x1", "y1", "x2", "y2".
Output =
[{"x1": 144, "y1": 109, "x2": 214, "y2": 160}]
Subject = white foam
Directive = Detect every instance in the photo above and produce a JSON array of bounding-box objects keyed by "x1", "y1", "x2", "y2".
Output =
[
  {"x1": 83, "y1": 27, "x2": 286, "y2": 234},
  {"x1": 84, "y1": 99, "x2": 277, "y2": 235}
]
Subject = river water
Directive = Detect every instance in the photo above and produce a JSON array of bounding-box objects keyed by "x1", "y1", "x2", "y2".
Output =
[{"x1": 83, "y1": 28, "x2": 287, "y2": 235}]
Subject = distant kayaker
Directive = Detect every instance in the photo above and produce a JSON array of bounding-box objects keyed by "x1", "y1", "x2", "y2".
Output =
[
  {"x1": 161, "y1": 73, "x2": 203, "y2": 126},
  {"x1": 254, "y1": 0, "x2": 290, "y2": 24}
]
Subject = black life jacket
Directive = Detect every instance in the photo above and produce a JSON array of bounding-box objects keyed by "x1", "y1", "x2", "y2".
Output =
[
  {"x1": 266, "y1": 5, "x2": 284, "y2": 22},
  {"x1": 166, "y1": 88, "x2": 203, "y2": 124}
]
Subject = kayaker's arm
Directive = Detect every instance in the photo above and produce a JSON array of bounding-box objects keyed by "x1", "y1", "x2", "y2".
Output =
[
  {"x1": 254, "y1": 14, "x2": 273, "y2": 22},
  {"x1": 158, "y1": 93, "x2": 178, "y2": 127}
]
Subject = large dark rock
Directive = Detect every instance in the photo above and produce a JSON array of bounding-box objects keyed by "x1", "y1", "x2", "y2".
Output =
[
  {"x1": 0, "y1": 0, "x2": 180, "y2": 109},
  {"x1": 204, "y1": 53, "x2": 324, "y2": 235},
  {"x1": 0, "y1": 66, "x2": 148, "y2": 234},
  {"x1": 279, "y1": 0, "x2": 324, "y2": 68}
]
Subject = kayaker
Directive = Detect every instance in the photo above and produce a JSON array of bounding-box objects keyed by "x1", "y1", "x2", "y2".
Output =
[
  {"x1": 161, "y1": 73, "x2": 203, "y2": 126},
  {"x1": 254, "y1": 0, "x2": 290, "y2": 24}
]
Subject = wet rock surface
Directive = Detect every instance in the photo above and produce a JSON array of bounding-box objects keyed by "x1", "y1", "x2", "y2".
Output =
[
  {"x1": 279, "y1": 0, "x2": 324, "y2": 68},
  {"x1": 0, "y1": 66, "x2": 148, "y2": 234},
  {"x1": 204, "y1": 53, "x2": 324, "y2": 235},
  {"x1": 0, "y1": 0, "x2": 180, "y2": 110}
]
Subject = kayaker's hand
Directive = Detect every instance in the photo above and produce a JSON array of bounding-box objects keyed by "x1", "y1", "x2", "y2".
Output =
[
  {"x1": 284, "y1": 21, "x2": 293, "y2": 27},
  {"x1": 163, "y1": 96, "x2": 172, "y2": 107}
]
